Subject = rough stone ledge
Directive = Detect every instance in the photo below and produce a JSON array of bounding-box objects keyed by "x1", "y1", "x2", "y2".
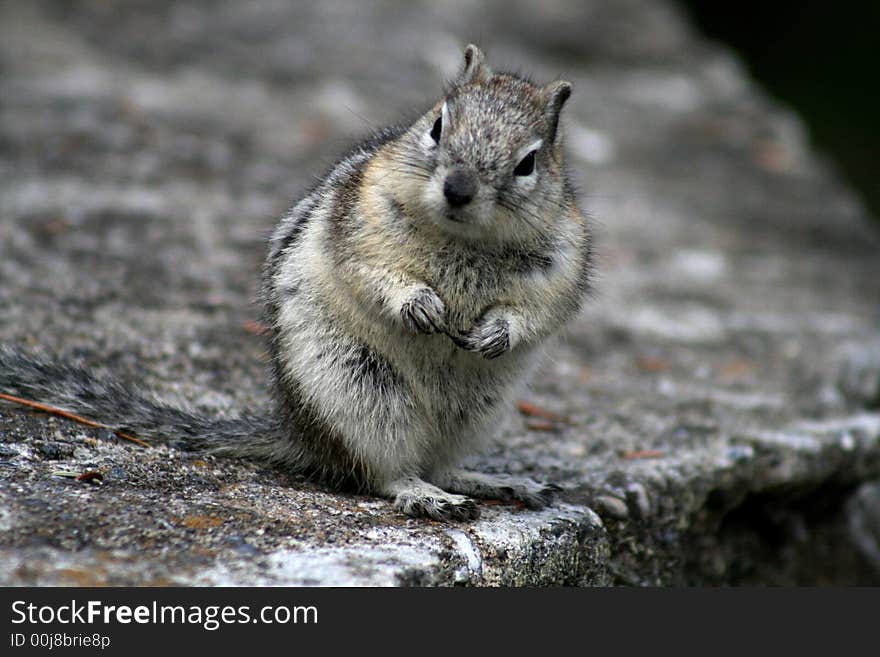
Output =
[{"x1": 2, "y1": 411, "x2": 878, "y2": 585}]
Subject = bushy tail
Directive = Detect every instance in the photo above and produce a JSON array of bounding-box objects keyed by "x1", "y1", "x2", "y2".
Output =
[{"x1": 0, "y1": 346, "x2": 284, "y2": 460}]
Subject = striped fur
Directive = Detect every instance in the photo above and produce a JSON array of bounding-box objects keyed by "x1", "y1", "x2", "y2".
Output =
[{"x1": 261, "y1": 46, "x2": 591, "y2": 518}]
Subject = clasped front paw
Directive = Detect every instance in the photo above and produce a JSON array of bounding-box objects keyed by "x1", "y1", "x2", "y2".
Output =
[
  {"x1": 457, "y1": 315, "x2": 511, "y2": 359},
  {"x1": 400, "y1": 288, "x2": 446, "y2": 334}
]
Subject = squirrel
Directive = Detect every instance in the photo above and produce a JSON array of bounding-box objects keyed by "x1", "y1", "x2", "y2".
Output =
[{"x1": 0, "y1": 45, "x2": 592, "y2": 521}]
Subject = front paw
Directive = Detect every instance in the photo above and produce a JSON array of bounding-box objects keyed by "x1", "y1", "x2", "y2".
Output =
[
  {"x1": 458, "y1": 314, "x2": 511, "y2": 359},
  {"x1": 400, "y1": 288, "x2": 445, "y2": 334}
]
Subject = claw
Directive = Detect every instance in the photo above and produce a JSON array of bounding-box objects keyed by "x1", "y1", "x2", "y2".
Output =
[
  {"x1": 397, "y1": 492, "x2": 481, "y2": 521},
  {"x1": 453, "y1": 316, "x2": 511, "y2": 359},
  {"x1": 401, "y1": 288, "x2": 445, "y2": 335}
]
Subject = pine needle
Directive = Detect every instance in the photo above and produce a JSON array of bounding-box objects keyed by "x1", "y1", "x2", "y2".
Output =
[{"x1": 0, "y1": 391, "x2": 150, "y2": 448}]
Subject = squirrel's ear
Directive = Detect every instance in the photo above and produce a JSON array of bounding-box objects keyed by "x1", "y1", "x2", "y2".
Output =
[
  {"x1": 455, "y1": 44, "x2": 492, "y2": 86},
  {"x1": 541, "y1": 80, "x2": 572, "y2": 143}
]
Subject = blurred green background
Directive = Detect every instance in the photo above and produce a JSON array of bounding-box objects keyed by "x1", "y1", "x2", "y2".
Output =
[{"x1": 678, "y1": 1, "x2": 879, "y2": 221}]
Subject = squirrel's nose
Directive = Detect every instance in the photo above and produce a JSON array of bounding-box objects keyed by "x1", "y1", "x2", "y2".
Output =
[{"x1": 443, "y1": 168, "x2": 477, "y2": 207}]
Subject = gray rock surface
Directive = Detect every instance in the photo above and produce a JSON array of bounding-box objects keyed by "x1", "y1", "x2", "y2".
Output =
[{"x1": 1, "y1": 0, "x2": 879, "y2": 585}]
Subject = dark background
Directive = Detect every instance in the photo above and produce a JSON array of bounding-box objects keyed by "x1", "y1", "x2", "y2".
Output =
[{"x1": 678, "y1": 1, "x2": 880, "y2": 220}]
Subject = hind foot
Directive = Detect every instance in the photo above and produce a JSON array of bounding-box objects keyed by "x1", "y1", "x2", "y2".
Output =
[
  {"x1": 430, "y1": 470, "x2": 562, "y2": 510},
  {"x1": 382, "y1": 476, "x2": 481, "y2": 521}
]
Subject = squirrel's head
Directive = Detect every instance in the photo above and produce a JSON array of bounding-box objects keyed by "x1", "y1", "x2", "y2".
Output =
[{"x1": 386, "y1": 45, "x2": 573, "y2": 243}]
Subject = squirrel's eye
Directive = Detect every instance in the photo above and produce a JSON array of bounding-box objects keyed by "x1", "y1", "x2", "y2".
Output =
[
  {"x1": 514, "y1": 150, "x2": 536, "y2": 176},
  {"x1": 430, "y1": 116, "x2": 442, "y2": 143}
]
